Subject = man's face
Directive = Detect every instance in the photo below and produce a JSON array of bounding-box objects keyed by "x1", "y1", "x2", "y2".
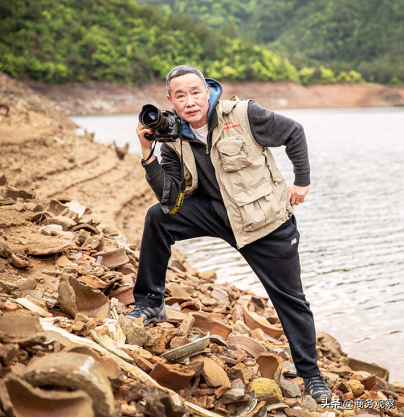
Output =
[{"x1": 167, "y1": 73, "x2": 210, "y2": 129}]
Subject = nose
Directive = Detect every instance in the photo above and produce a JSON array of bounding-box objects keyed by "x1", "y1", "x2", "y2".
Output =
[{"x1": 185, "y1": 93, "x2": 196, "y2": 107}]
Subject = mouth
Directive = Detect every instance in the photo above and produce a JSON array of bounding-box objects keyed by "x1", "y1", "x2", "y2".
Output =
[{"x1": 186, "y1": 110, "x2": 199, "y2": 116}]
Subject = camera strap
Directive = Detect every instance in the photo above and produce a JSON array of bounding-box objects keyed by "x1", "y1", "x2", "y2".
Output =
[{"x1": 168, "y1": 132, "x2": 186, "y2": 215}]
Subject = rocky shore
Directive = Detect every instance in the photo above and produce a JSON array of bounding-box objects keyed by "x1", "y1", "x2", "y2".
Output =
[
  {"x1": 27, "y1": 79, "x2": 404, "y2": 116},
  {"x1": 0, "y1": 73, "x2": 403, "y2": 417}
]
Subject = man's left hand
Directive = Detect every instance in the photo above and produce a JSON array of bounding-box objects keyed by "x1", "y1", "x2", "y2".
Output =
[{"x1": 287, "y1": 184, "x2": 309, "y2": 206}]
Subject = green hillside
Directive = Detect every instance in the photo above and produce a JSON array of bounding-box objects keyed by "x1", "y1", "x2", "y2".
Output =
[
  {"x1": 139, "y1": 0, "x2": 404, "y2": 85},
  {"x1": 0, "y1": 0, "x2": 300, "y2": 84},
  {"x1": 0, "y1": 0, "x2": 363, "y2": 85}
]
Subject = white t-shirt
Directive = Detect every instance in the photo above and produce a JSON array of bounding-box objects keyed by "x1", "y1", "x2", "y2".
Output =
[{"x1": 190, "y1": 124, "x2": 208, "y2": 145}]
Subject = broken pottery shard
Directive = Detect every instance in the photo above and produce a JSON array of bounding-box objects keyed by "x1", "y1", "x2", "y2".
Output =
[
  {"x1": 5, "y1": 186, "x2": 19, "y2": 201},
  {"x1": 0, "y1": 279, "x2": 22, "y2": 297},
  {"x1": 166, "y1": 308, "x2": 187, "y2": 324},
  {"x1": 0, "y1": 375, "x2": 94, "y2": 417},
  {"x1": 18, "y1": 188, "x2": 35, "y2": 200},
  {"x1": 58, "y1": 272, "x2": 110, "y2": 320},
  {"x1": 243, "y1": 301, "x2": 284, "y2": 338},
  {"x1": 91, "y1": 331, "x2": 134, "y2": 364},
  {"x1": 14, "y1": 298, "x2": 49, "y2": 317},
  {"x1": 22, "y1": 352, "x2": 114, "y2": 417},
  {"x1": 317, "y1": 332, "x2": 344, "y2": 354},
  {"x1": 150, "y1": 362, "x2": 196, "y2": 391},
  {"x1": 162, "y1": 335, "x2": 211, "y2": 363},
  {"x1": 191, "y1": 311, "x2": 232, "y2": 339},
  {"x1": 65, "y1": 198, "x2": 87, "y2": 218},
  {"x1": 28, "y1": 242, "x2": 72, "y2": 256},
  {"x1": 45, "y1": 216, "x2": 77, "y2": 229},
  {"x1": 49, "y1": 199, "x2": 68, "y2": 215},
  {"x1": 199, "y1": 270, "x2": 217, "y2": 280},
  {"x1": 0, "y1": 316, "x2": 46, "y2": 346},
  {"x1": 108, "y1": 285, "x2": 135, "y2": 305},
  {"x1": 192, "y1": 354, "x2": 231, "y2": 388},
  {"x1": 256, "y1": 353, "x2": 284, "y2": 384},
  {"x1": 211, "y1": 287, "x2": 229, "y2": 301},
  {"x1": 77, "y1": 275, "x2": 108, "y2": 290},
  {"x1": 10, "y1": 253, "x2": 31, "y2": 268},
  {"x1": 0, "y1": 343, "x2": 19, "y2": 366},
  {"x1": 227, "y1": 335, "x2": 267, "y2": 358},
  {"x1": 347, "y1": 357, "x2": 389, "y2": 381},
  {"x1": 71, "y1": 223, "x2": 100, "y2": 235},
  {"x1": 93, "y1": 247, "x2": 129, "y2": 269},
  {"x1": 166, "y1": 282, "x2": 191, "y2": 300},
  {"x1": 144, "y1": 394, "x2": 187, "y2": 418},
  {"x1": 179, "y1": 313, "x2": 195, "y2": 336}
]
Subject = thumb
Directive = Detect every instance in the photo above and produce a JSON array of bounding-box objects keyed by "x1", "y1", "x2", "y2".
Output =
[{"x1": 286, "y1": 188, "x2": 292, "y2": 207}]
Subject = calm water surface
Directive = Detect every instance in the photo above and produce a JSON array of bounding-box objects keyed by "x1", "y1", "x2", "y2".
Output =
[{"x1": 71, "y1": 108, "x2": 404, "y2": 383}]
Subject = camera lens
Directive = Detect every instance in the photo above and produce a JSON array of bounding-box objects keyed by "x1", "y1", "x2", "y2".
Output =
[{"x1": 140, "y1": 104, "x2": 168, "y2": 131}]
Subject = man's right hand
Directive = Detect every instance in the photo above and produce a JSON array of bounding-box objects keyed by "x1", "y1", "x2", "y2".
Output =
[{"x1": 137, "y1": 121, "x2": 155, "y2": 164}]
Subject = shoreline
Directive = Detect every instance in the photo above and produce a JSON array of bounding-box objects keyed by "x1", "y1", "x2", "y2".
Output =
[
  {"x1": 27, "y1": 79, "x2": 404, "y2": 117},
  {"x1": 1, "y1": 72, "x2": 403, "y2": 416}
]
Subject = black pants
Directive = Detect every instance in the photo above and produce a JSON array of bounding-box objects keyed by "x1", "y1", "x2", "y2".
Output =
[{"x1": 133, "y1": 195, "x2": 320, "y2": 377}]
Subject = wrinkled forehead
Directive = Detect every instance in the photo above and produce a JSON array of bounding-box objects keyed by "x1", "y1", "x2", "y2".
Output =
[{"x1": 169, "y1": 73, "x2": 206, "y2": 95}]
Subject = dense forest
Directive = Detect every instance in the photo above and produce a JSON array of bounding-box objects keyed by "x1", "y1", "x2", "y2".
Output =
[
  {"x1": 139, "y1": 0, "x2": 404, "y2": 85},
  {"x1": 1, "y1": 0, "x2": 366, "y2": 85}
]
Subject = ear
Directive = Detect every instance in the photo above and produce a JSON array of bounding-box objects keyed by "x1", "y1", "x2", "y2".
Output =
[
  {"x1": 206, "y1": 84, "x2": 210, "y2": 100},
  {"x1": 167, "y1": 94, "x2": 173, "y2": 107}
]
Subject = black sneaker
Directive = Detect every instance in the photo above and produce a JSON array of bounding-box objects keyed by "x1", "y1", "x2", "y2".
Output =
[
  {"x1": 126, "y1": 301, "x2": 168, "y2": 326},
  {"x1": 303, "y1": 375, "x2": 332, "y2": 403}
]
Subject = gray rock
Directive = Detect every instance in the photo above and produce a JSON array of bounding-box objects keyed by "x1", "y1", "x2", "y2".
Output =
[
  {"x1": 0, "y1": 237, "x2": 12, "y2": 258},
  {"x1": 0, "y1": 279, "x2": 22, "y2": 297},
  {"x1": 300, "y1": 395, "x2": 318, "y2": 410},
  {"x1": 280, "y1": 374, "x2": 301, "y2": 398},
  {"x1": 118, "y1": 315, "x2": 148, "y2": 347},
  {"x1": 283, "y1": 360, "x2": 297, "y2": 377}
]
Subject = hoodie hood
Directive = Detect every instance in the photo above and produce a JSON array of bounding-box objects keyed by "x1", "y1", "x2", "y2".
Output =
[{"x1": 179, "y1": 78, "x2": 222, "y2": 140}]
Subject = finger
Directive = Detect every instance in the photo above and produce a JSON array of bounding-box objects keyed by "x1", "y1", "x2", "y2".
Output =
[
  {"x1": 286, "y1": 189, "x2": 292, "y2": 207},
  {"x1": 290, "y1": 193, "x2": 297, "y2": 206}
]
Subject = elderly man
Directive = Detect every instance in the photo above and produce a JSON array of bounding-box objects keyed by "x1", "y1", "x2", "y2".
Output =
[{"x1": 128, "y1": 65, "x2": 332, "y2": 402}]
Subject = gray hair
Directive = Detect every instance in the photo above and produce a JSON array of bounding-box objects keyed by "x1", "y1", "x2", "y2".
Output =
[{"x1": 166, "y1": 65, "x2": 206, "y2": 96}]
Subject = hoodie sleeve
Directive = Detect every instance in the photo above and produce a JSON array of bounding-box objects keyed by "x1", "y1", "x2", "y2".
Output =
[
  {"x1": 143, "y1": 143, "x2": 183, "y2": 213},
  {"x1": 247, "y1": 101, "x2": 310, "y2": 186}
]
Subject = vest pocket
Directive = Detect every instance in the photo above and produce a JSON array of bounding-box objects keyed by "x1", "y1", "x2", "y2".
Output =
[
  {"x1": 232, "y1": 181, "x2": 282, "y2": 232},
  {"x1": 217, "y1": 136, "x2": 252, "y2": 172}
]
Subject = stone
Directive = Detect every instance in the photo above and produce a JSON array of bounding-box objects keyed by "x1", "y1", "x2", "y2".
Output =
[
  {"x1": 143, "y1": 394, "x2": 186, "y2": 417},
  {"x1": 0, "y1": 258, "x2": 5, "y2": 272},
  {"x1": 0, "y1": 343, "x2": 19, "y2": 366},
  {"x1": 199, "y1": 270, "x2": 217, "y2": 280},
  {"x1": 166, "y1": 282, "x2": 191, "y2": 300},
  {"x1": 4, "y1": 301, "x2": 18, "y2": 311},
  {"x1": 0, "y1": 173, "x2": 6, "y2": 186},
  {"x1": 202, "y1": 297, "x2": 218, "y2": 306},
  {"x1": 300, "y1": 394, "x2": 317, "y2": 410},
  {"x1": 150, "y1": 362, "x2": 196, "y2": 391},
  {"x1": 283, "y1": 361, "x2": 298, "y2": 377},
  {"x1": 179, "y1": 313, "x2": 195, "y2": 336},
  {"x1": 256, "y1": 353, "x2": 284, "y2": 384},
  {"x1": 0, "y1": 237, "x2": 12, "y2": 258},
  {"x1": 115, "y1": 381, "x2": 143, "y2": 402},
  {"x1": 229, "y1": 363, "x2": 250, "y2": 385},
  {"x1": 17, "y1": 277, "x2": 37, "y2": 291},
  {"x1": 280, "y1": 375, "x2": 302, "y2": 398},
  {"x1": 170, "y1": 258, "x2": 186, "y2": 272},
  {"x1": 18, "y1": 189, "x2": 35, "y2": 200},
  {"x1": 227, "y1": 335, "x2": 267, "y2": 358},
  {"x1": 347, "y1": 379, "x2": 365, "y2": 397},
  {"x1": 10, "y1": 253, "x2": 30, "y2": 269},
  {"x1": 58, "y1": 272, "x2": 110, "y2": 320},
  {"x1": 118, "y1": 315, "x2": 148, "y2": 346},
  {"x1": 233, "y1": 320, "x2": 250, "y2": 335},
  {"x1": 347, "y1": 358, "x2": 389, "y2": 381},
  {"x1": 0, "y1": 279, "x2": 22, "y2": 297},
  {"x1": 144, "y1": 327, "x2": 167, "y2": 355},
  {"x1": 0, "y1": 316, "x2": 46, "y2": 346},
  {"x1": 329, "y1": 365, "x2": 353, "y2": 378},
  {"x1": 45, "y1": 216, "x2": 77, "y2": 229},
  {"x1": 250, "y1": 378, "x2": 283, "y2": 404},
  {"x1": 22, "y1": 352, "x2": 114, "y2": 416},
  {"x1": 5, "y1": 186, "x2": 19, "y2": 201},
  {"x1": 192, "y1": 354, "x2": 231, "y2": 388},
  {"x1": 0, "y1": 375, "x2": 94, "y2": 417}
]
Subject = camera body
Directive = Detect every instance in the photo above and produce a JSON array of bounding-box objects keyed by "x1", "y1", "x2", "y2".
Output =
[{"x1": 139, "y1": 104, "x2": 181, "y2": 142}]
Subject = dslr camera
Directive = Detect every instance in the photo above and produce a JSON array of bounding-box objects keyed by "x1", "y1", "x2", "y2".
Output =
[{"x1": 139, "y1": 104, "x2": 181, "y2": 142}]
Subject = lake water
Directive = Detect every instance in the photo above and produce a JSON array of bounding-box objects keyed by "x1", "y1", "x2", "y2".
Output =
[{"x1": 71, "y1": 107, "x2": 404, "y2": 383}]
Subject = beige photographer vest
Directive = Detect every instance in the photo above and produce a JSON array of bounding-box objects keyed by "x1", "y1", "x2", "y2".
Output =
[{"x1": 167, "y1": 96, "x2": 292, "y2": 249}]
